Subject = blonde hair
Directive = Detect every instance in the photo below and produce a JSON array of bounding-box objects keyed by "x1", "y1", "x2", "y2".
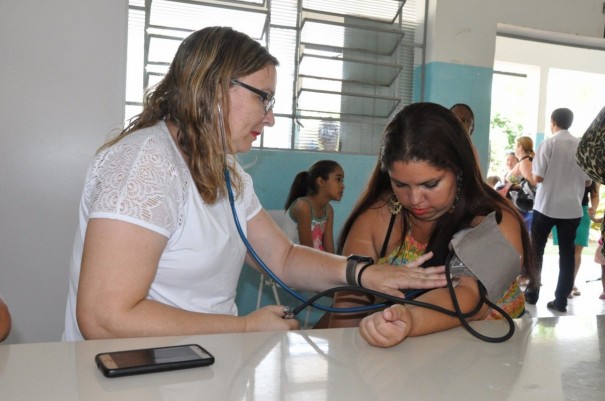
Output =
[
  {"x1": 516, "y1": 136, "x2": 535, "y2": 159},
  {"x1": 102, "y1": 27, "x2": 278, "y2": 203}
]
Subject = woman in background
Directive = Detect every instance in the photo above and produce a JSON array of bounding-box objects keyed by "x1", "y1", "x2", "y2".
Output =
[
  {"x1": 508, "y1": 136, "x2": 536, "y2": 231},
  {"x1": 503, "y1": 151, "x2": 520, "y2": 184},
  {"x1": 510, "y1": 136, "x2": 536, "y2": 187}
]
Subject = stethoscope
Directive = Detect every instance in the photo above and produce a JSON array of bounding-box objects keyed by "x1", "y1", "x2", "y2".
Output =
[{"x1": 217, "y1": 105, "x2": 515, "y2": 343}]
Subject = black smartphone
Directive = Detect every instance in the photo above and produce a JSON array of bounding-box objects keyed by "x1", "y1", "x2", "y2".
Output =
[{"x1": 95, "y1": 344, "x2": 214, "y2": 378}]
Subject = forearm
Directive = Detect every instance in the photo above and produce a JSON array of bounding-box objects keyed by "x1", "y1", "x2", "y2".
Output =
[
  {"x1": 279, "y1": 244, "x2": 348, "y2": 291},
  {"x1": 247, "y1": 210, "x2": 349, "y2": 291},
  {"x1": 406, "y1": 279, "x2": 487, "y2": 337},
  {"x1": 247, "y1": 211, "x2": 446, "y2": 298},
  {"x1": 297, "y1": 228, "x2": 314, "y2": 248},
  {"x1": 591, "y1": 194, "x2": 600, "y2": 209},
  {"x1": 329, "y1": 291, "x2": 374, "y2": 328},
  {"x1": 77, "y1": 298, "x2": 246, "y2": 340}
]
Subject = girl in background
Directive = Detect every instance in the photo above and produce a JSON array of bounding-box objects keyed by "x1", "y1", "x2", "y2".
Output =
[{"x1": 284, "y1": 160, "x2": 344, "y2": 253}]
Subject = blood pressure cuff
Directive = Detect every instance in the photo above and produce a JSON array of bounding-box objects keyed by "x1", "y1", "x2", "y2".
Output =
[{"x1": 448, "y1": 212, "x2": 521, "y2": 305}]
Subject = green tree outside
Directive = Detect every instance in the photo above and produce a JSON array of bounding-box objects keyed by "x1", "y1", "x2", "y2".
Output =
[{"x1": 488, "y1": 113, "x2": 524, "y2": 178}]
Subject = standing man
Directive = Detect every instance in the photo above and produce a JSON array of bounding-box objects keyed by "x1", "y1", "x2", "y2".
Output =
[{"x1": 525, "y1": 108, "x2": 591, "y2": 312}]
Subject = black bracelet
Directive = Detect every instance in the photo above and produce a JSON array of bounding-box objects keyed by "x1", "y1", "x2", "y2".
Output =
[{"x1": 357, "y1": 262, "x2": 374, "y2": 289}]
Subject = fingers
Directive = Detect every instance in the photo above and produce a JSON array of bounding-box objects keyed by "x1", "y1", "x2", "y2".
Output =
[
  {"x1": 246, "y1": 305, "x2": 300, "y2": 332},
  {"x1": 405, "y1": 251, "x2": 433, "y2": 268},
  {"x1": 359, "y1": 314, "x2": 391, "y2": 347},
  {"x1": 359, "y1": 307, "x2": 408, "y2": 348},
  {"x1": 353, "y1": 258, "x2": 447, "y2": 299},
  {"x1": 383, "y1": 304, "x2": 406, "y2": 322},
  {"x1": 262, "y1": 304, "x2": 289, "y2": 318}
]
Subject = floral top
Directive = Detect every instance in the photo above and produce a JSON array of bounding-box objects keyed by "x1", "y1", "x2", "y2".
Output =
[{"x1": 378, "y1": 231, "x2": 524, "y2": 320}]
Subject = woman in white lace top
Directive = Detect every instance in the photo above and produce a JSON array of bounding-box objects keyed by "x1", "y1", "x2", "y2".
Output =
[{"x1": 63, "y1": 27, "x2": 447, "y2": 341}]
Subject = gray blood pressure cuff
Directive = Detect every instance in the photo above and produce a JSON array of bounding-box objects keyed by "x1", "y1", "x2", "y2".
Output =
[{"x1": 448, "y1": 212, "x2": 521, "y2": 305}]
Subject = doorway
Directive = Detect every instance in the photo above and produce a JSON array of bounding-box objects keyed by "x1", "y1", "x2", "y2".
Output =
[{"x1": 488, "y1": 35, "x2": 605, "y2": 178}]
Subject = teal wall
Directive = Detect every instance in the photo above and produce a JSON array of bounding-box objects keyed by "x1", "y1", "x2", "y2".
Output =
[
  {"x1": 415, "y1": 62, "x2": 494, "y2": 176},
  {"x1": 235, "y1": 149, "x2": 378, "y2": 325}
]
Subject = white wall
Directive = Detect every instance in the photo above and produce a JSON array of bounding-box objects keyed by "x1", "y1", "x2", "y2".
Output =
[
  {"x1": 0, "y1": 1, "x2": 128, "y2": 343},
  {"x1": 495, "y1": 37, "x2": 605, "y2": 134},
  {"x1": 428, "y1": 0, "x2": 605, "y2": 67}
]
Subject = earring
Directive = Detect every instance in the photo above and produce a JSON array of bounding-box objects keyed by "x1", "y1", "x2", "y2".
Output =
[
  {"x1": 388, "y1": 193, "x2": 403, "y2": 215},
  {"x1": 449, "y1": 173, "x2": 463, "y2": 213}
]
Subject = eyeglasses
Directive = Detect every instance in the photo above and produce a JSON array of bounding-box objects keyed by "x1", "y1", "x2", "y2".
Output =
[{"x1": 230, "y1": 79, "x2": 275, "y2": 114}]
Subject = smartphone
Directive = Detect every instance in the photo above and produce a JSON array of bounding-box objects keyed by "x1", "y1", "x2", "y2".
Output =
[{"x1": 95, "y1": 344, "x2": 214, "y2": 378}]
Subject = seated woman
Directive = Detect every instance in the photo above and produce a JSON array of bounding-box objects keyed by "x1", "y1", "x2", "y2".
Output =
[
  {"x1": 329, "y1": 102, "x2": 537, "y2": 348},
  {"x1": 502, "y1": 151, "x2": 520, "y2": 184}
]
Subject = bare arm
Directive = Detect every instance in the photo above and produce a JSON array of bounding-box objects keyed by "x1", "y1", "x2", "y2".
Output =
[
  {"x1": 245, "y1": 209, "x2": 447, "y2": 298},
  {"x1": 290, "y1": 199, "x2": 314, "y2": 248},
  {"x1": 519, "y1": 159, "x2": 537, "y2": 187},
  {"x1": 359, "y1": 275, "x2": 485, "y2": 347},
  {"x1": 330, "y1": 208, "x2": 385, "y2": 328},
  {"x1": 322, "y1": 204, "x2": 335, "y2": 253},
  {"x1": 76, "y1": 219, "x2": 298, "y2": 340},
  {"x1": 590, "y1": 183, "x2": 600, "y2": 214},
  {"x1": 359, "y1": 208, "x2": 524, "y2": 347}
]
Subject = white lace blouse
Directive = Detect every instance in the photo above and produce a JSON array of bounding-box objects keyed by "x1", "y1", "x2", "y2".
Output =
[{"x1": 63, "y1": 121, "x2": 262, "y2": 341}]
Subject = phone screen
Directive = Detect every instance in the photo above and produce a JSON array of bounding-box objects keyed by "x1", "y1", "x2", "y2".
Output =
[{"x1": 96, "y1": 344, "x2": 214, "y2": 377}]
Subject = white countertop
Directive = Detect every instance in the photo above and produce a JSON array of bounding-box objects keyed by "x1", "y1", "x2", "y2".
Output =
[{"x1": 1, "y1": 315, "x2": 604, "y2": 400}]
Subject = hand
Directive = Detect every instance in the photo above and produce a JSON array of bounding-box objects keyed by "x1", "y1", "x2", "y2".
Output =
[
  {"x1": 243, "y1": 305, "x2": 300, "y2": 332},
  {"x1": 359, "y1": 305, "x2": 412, "y2": 347},
  {"x1": 359, "y1": 252, "x2": 447, "y2": 298}
]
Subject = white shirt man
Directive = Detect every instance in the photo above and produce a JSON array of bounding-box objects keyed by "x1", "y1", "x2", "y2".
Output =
[{"x1": 526, "y1": 108, "x2": 590, "y2": 312}]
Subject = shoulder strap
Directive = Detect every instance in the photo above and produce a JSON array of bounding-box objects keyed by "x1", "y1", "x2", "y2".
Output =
[{"x1": 380, "y1": 213, "x2": 398, "y2": 258}]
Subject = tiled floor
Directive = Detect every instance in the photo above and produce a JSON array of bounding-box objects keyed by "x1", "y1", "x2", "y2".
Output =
[{"x1": 525, "y1": 252, "x2": 605, "y2": 318}]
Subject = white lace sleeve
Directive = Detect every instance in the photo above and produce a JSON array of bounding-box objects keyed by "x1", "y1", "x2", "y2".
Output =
[
  {"x1": 84, "y1": 131, "x2": 187, "y2": 237},
  {"x1": 233, "y1": 160, "x2": 262, "y2": 220}
]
